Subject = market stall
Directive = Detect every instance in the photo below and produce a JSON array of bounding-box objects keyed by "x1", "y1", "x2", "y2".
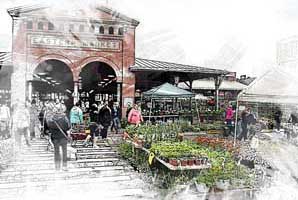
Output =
[
  {"x1": 141, "y1": 82, "x2": 195, "y2": 122},
  {"x1": 235, "y1": 67, "x2": 298, "y2": 143}
]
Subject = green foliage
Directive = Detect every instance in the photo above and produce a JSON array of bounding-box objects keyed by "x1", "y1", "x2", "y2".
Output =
[{"x1": 118, "y1": 142, "x2": 133, "y2": 159}]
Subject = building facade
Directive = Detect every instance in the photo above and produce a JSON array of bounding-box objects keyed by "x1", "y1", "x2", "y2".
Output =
[{"x1": 8, "y1": 5, "x2": 138, "y2": 115}]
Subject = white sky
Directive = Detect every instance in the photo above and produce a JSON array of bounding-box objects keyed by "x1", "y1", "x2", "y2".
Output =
[{"x1": 1, "y1": 0, "x2": 298, "y2": 77}]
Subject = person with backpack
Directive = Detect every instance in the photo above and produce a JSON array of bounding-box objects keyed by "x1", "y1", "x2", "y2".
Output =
[
  {"x1": 69, "y1": 102, "x2": 83, "y2": 127},
  {"x1": 46, "y1": 107, "x2": 71, "y2": 171}
]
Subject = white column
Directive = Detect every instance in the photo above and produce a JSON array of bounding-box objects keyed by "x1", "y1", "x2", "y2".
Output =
[
  {"x1": 117, "y1": 83, "x2": 121, "y2": 103},
  {"x1": 28, "y1": 81, "x2": 32, "y2": 102},
  {"x1": 73, "y1": 82, "x2": 79, "y2": 104}
]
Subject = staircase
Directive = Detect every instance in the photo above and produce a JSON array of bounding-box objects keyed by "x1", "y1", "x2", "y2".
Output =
[{"x1": 0, "y1": 134, "x2": 158, "y2": 200}]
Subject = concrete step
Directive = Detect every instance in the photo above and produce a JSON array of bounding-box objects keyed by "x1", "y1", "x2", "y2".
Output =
[
  {"x1": 0, "y1": 173, "x2": 133, "y2": 189},
  {"x1": 0, "y1": 166, "x2": 134, "y2": 184},
  {"x1": 76, "y1": 147, "x2": 112, "y2": 152},
  {"x1": 76, "y1": 151, "x2": 117, "y2": 155}
]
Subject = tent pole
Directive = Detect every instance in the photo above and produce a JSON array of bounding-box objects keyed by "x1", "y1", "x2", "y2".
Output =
[
  {"x1": 148, "y1": 97, "x2": 153, "y2": 123},
  {"x1": 234, "y1": 95, "x2": 239, "y2": 147}
]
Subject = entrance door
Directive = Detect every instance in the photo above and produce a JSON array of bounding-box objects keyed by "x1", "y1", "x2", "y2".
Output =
[
  {"x1": 79, "y1": 61, "x2": 118, "y2": 112},
  {"x1": 31, "y1": 59, "x2": 74, "y2": 112}
]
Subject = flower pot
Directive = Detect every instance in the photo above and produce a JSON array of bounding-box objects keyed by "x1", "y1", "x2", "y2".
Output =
[
  {"x1": 195, "y1": 158, "x2": 202, "y2": 165},
  {"x1": 169, "y1": 159, "x2": 179, "y2": 166},
  {"x1": 180, "y1": 159, "x2": 188, "y2": 166},
  {"x1": 188, "y1": 159, "x2": 195, "y2": 166}
]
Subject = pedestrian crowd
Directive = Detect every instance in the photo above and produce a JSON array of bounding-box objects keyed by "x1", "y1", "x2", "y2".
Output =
[{"x1": 0, "y1": 99, "x2": 144, "y2": 171}]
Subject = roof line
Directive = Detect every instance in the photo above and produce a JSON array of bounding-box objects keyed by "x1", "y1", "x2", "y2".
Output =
[{"x1": 135, "y1": 57, "x2": 229, "y2": 74}]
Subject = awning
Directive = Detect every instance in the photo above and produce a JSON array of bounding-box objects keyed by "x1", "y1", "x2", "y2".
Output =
[
  {"x1": 238, "y1": 67, "x2": 298, "y2": 104},
  {"x1": 143, "y1": 82, "x2": 195, "y2": 98},
  {"x1": 0, "y1": 52, "x2": 12, "y2": 66},
  {"x1": 179, "y1": 79, "x2": 246, "y2": 91}
]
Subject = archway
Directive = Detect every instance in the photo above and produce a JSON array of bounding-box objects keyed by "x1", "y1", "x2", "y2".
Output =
[
  {"x1": 78, "y1": 61, "x2": 119, "y2": 112},
  {"x1": 30, "y1": 59, "x2": 74, "y2": 112}
]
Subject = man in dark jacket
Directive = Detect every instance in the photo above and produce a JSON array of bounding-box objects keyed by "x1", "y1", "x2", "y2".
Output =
[
  {"x1": 99, "y1": 102, "x2": 112, "y2": 139},
  {"x1": 47, "y1": 108, "x2": 71, "y2": 171}
]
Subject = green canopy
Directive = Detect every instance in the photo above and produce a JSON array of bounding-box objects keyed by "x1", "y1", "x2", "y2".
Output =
[{"x1": 143, "y1": 82, "x2": 195, "y2": 98}]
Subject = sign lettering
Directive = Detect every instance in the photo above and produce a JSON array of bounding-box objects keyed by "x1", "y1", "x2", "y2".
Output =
[{"x1": 30, "y1": 35, "x2": 121, "y2": 51}]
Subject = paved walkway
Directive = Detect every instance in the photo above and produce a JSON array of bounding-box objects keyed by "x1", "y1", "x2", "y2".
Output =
[{"x1": 0, "y1": 134, "x2": 158, "y2": 200}]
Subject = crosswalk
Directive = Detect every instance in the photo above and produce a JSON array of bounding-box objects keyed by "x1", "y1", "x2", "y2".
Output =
[{"x1": 0, "y1": 134, "x2": 158, "y2": 200}]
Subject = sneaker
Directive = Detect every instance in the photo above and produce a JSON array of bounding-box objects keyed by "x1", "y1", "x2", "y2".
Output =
[{"x1": 93, "y1": 144, "x2": 99, "y2": 148}]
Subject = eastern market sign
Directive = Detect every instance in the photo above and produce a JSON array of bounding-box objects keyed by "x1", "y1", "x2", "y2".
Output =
[{"x1": 29, "y1": 35, "x2": 121, "y2": 51}]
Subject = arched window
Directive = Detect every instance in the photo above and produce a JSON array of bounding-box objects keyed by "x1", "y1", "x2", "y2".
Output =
[
  {"x1": 26, "y1": 21, "x2": 33, "y2": 29},
  {"x1": 108, "y1": 27, "x2": 114, "y2": 35},
  {"x1": 99, "y1": 26, "x2": 104, "y2": 34},
  {"x1": 118, "y1": 27, "x2": 124, "y2": 35},
  {"x1": 37, "y1": 22, "x2": 44, "y2": 30},
  {"x1": 48, "y1": 22, "x2": 54, "y2": 30},
  {"x1": 79, "y1": 24, "x2": 84, "y2": 32}
]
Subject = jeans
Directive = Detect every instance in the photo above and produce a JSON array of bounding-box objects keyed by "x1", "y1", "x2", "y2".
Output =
[
  {"x1": 239, "y1": 123, "x2": 248, "y2": 140},
  {"x1": 112, "y1": 117, "x2": 120, "y2": 133},
  {"x1": 52, "y1": 138, "x2": 68, "y2": 170}
]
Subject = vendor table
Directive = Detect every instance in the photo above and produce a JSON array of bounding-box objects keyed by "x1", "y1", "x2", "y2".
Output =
[
  {"x1": 143, "y1": 115, "x2": 179, "y2": 122},
  {"x1": 126, "y1": 140, "x2": 211, "y2": 171}
]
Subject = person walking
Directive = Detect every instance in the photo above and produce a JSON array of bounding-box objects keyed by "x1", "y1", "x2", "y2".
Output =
[
  {"x1": 0, "y1": 102, "x2": 11, "y2": 139},
  {"x1": 274, "y1": 108, "x2": 282, "y2": 132},
  {"x1": 238, "y1": 108, "x2": 249, "y2": 141},
  {"x1": 225, "y1": 104, "x2": 234, "y2": 136},
  {"x1": 128, "y1": 104, "x2": 143, "y2": 126},
  {"x1": 98, "y1": 102, "x2": 112, "y2": 140},
  {"x1": 46, "y1": 107, "x2": 71, "y2": 171},
  {"x1": 69, "y1": 102, "x2": 83, "y2": 127},
  {"x1": 29, "y1": 100, "x2": 39, "y2": 140},
  {"x1": 83, "y1": 103, "x2": 100, "y2": 148},
  {"x1": 12, "y1": 103, "x2": 30, "y2": 149},
  {"x1": 111, "y1": 102, "x2": 121, "y2": 134}
]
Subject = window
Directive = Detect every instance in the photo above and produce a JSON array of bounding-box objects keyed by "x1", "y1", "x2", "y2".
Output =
[
  {"x1": 37, "y1": 22, "x2": 44, "y2": 30},
  {"x1": 99, "y1": 26, "x2": 104, "y2": 34},
  {"x1": 108, "y1": 27, "x2": 114, "y2": 35},
  {"x1": 48, "y1": 22, "x2": 54, "y2": 30},
  {"x1": 118, "y1": 27, "x2": 124, "y2": 35},
  {"x1": 26, "y1": 21, "x2": 33, "y2": 29},
  {"x1": 69, "y1": 24, "x2": 74, "y2": 31},
  {"x1": 79, "y1": 24, "x2": 84, "y2": 32}
]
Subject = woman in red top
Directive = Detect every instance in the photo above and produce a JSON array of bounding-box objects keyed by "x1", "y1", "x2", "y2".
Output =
[{"x1": 128, "y1": 104, "x2": 143, "y2": 126}]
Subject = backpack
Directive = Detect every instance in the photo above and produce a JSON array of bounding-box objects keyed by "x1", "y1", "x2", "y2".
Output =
[{"x1": 46, "y1": 113, "x2": 70, "y2": 131}]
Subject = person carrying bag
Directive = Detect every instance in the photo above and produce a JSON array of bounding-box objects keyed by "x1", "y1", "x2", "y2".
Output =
[{"x1": 46, "y1": 108, "x2": 71, "y2": 171}]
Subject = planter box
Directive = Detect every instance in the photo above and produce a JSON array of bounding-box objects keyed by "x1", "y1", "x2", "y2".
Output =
[{"x1": 207, "y1": 129, "x2": 224, "y2": 134}]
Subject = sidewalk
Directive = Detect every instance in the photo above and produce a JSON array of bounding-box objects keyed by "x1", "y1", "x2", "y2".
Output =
[{"x1": 0, "y1": 135, "x2": 158, "y2": 200}]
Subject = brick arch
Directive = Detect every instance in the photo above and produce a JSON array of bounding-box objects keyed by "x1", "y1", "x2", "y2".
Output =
[
  {"x1": 28, "y1": 54, "x2": 75, "y2": 81},
  {"x1": 77, "y1": 56, "x2": 122, "y2": 82}
]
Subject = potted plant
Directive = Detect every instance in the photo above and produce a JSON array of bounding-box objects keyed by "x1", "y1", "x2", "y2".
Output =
[{"x1": 180, "y1": 158, "x2": 188, "y2": 166}]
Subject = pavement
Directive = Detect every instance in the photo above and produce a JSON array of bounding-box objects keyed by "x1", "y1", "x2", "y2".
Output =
[{"x1": 0, "y1": 133, "x2": 158, "y2": 200}]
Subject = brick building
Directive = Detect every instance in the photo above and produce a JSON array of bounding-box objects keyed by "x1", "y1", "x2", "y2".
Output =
[{"x1": 3, "y1": 4, "x2": 228, "y2": 116}]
